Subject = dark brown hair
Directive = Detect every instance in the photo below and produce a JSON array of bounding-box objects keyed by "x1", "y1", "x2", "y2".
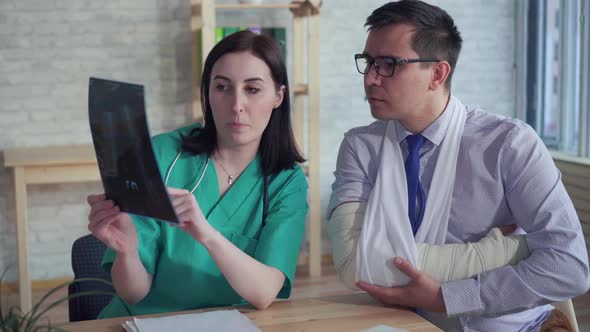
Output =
[
  {"x1": 366, "y1": 0, "x2": 463, "y2": 88},
  {"x1": 182, "y1": 30, "x2": 304, "y2": 175}
]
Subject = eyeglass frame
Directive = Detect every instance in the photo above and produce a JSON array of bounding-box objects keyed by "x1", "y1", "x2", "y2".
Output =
[{"x1": 354, "y1": 53, "x2": 441, "y2": 77}]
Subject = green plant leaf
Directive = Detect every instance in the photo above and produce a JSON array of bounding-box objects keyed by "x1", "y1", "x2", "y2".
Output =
[
  {"x1": 1, "y1": 273, "x2": 114, "y2": 332},
  {"x1": 28, "y1": 289, "x2": 113, "y2": 329},
  {"x1": 5, "y1": 305, "x2": 25, "y2": 331},
  {"x1": 31, "y1": 277, "x2": 112, "y2": 316},
  {"x1": 25, "y1": 278, "x2": 113, "y2": 331},
  {"x1": 0, "y1": 267, "x2": 8, "y2": 326}
]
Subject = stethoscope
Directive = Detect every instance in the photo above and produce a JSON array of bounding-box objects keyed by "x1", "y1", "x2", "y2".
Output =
[
  {"x1": 164, "y1": 150, "x2": 269, "y2": 226},
  {"x1": 164, "y1": 150, "x2": 210, "y2": 193}
]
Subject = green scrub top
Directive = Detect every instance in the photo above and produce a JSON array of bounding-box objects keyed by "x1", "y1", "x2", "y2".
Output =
[{"x1": 98, "y1": 124, "x2": 308, "y2": 318}]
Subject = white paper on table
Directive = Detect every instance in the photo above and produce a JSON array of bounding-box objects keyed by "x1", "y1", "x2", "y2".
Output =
[
  {"x1": 122, "y1": 320, "x2": 140, "y2": 332},
  {"x1": 121, "y1": 309, "x2": 261, "y2": 332},
  {"x1": 362, "y1": 325, "x2": 409, "y2": 332}
]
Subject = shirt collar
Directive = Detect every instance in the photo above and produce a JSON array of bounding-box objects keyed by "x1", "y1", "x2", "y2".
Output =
[{"x1": 394, "y1": 95, "x2": 455, "y2": 147}]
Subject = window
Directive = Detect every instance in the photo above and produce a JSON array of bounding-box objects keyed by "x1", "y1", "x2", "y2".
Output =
[{"x1": 517, "y1": 0, "x2": 590, "y2": 158}]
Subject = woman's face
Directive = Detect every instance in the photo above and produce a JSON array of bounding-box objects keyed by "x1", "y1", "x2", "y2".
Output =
[{"x1": 209, "y1": 51, "x2": 285, "y2": 149}]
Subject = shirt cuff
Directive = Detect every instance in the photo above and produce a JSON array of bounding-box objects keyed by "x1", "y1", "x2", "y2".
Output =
[{"x1": 442, "y1": 278, "x2": 485, "y2": 317}]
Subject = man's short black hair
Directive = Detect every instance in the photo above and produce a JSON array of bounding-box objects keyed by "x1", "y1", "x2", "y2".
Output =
[{"x1": 366, "y1": 0, "x2": 463, "y2": 88}]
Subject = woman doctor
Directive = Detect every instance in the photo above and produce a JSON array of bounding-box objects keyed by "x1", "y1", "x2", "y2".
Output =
[{"x1": 87, "y1": 30, "x2": 307, "y2": 318}]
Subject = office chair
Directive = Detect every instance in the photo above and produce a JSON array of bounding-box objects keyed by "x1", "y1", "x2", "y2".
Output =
[{"x1": 68, "y1": 234, "x2": 114, "y2": 322}]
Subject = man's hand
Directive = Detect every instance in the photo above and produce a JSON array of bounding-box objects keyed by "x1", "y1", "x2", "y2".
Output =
[{"x1": 356, "y1": 257, "x2": 446, "y2": 313}]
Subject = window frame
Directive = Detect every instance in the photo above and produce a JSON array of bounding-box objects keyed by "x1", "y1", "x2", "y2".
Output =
[{"x1": 516, "y1": 0, "x2": 590, "y2": 158}]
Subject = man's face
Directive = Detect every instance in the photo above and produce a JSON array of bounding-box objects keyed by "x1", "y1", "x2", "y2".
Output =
[{"x1": 362, "y1": 24, "x2": 434, "y2": 121}]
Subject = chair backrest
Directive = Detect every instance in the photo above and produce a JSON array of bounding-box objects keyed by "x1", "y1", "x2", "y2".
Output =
[{"x1": 68, "y1": 234, "x2": 114, "y2": 322}]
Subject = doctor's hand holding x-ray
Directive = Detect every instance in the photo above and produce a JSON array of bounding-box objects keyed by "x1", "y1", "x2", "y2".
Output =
[
  {"x1": 87, "y1": 193, "x2": 137, "y2": 255},
  {"x1": 86, "y1": 185, "x2": 228, "y2": 306},
  {"x1": 89, "y1": 186, "x2": 227, "y2": 250},
  {"x1": 87, "y1": 193, "x2": 151, "y2": 305},
  {"x1": 87, "y1": 185, "x2": 227, "y2": 251},
  {"x1": 166, "y1": 187, "x2": 217, "y2": 244}
]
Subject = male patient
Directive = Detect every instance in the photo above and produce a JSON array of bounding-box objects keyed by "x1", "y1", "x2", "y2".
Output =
[{"x1": 328, "y1": 1, "x2": 589, "y2": 331}]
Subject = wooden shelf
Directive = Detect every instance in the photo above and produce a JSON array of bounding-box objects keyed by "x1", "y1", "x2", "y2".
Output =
[
  {"x1": 4, "y1": 145, "x2": 97, "y2": 167},
  {"x1": 293, "y1": 83, "x2": 308, "y2": 95},
  {"x1": 216, "y1": 3, "x2": 300, "y2": 10},
  {"x1": 301, "y1": 164, "x2": 309, "y2": 177}
]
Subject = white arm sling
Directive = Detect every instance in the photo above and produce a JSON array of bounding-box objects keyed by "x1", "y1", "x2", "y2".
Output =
[{"x1": 356, "y1": 97, "x2": 467, "y2": 287}]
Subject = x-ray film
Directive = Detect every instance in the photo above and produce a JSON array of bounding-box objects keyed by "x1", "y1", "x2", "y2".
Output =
[{"x1": 88, "y1": 77, "x2": 179, "y2": 223}]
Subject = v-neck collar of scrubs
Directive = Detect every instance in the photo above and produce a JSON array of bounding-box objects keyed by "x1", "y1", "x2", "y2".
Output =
[{"x1": 206, "y1": 155, "x2": 263, "y2": 228}]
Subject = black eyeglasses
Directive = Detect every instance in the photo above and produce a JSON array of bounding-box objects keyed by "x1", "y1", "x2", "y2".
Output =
[{"x1": 354, "y1": 53, "x2": 440, "y2": 77}]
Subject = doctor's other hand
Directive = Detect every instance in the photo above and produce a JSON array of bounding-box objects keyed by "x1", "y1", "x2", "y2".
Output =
[
  {"x1": 167, "y1": 187, "x2": 217, "y2": 244},
  {"x1": 87, "y1": 193, "x2": 138, "y2": 254},
  {"x1": 356, "y1": 257, "x2": 446, "y2": 313}
]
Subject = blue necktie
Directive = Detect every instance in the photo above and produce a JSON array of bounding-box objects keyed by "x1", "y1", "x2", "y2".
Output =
[{"x1": 405, "y1": 135, "x2": 426, "y2": 236}]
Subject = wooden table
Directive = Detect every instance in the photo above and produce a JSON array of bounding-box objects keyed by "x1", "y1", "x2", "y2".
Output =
[
  {"x1": 3, "y1": 144, "x2": 100, "y2": 312},
  {"x1": 60, "y1": 293, "x2": 442, "y2": 331}
]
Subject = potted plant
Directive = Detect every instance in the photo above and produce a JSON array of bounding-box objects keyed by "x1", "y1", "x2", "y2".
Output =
[{"x1": 0, "y1": 269, "x2": 113, "y2": 332}]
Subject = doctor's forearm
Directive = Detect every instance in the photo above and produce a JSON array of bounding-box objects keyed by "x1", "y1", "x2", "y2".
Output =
[
  {"x1": 203, "y1": 230, "x2": 285, "y2": 310},
  {"x1": 111, "y1": 250, "x2": 152, "y2": 305}
]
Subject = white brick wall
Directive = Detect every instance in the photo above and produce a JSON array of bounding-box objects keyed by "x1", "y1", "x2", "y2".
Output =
[
  {"x1": 0, "y1": 0, "x2": 192, "y2": 281},
  {"x1": 0, "y1": 0, "x2": 515, "y2": 281}
]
